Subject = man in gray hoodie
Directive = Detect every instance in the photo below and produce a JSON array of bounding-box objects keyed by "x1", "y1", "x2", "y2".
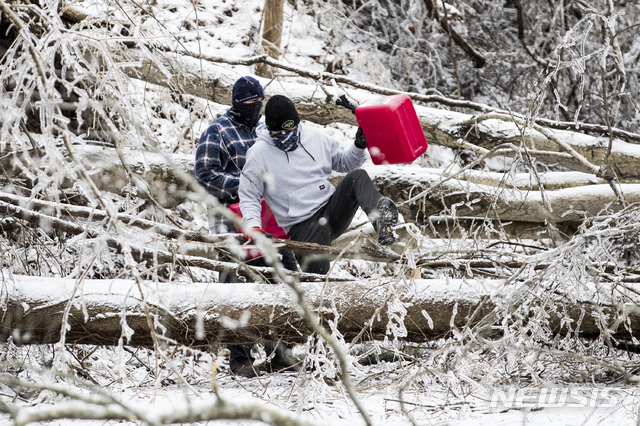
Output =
[
  {"x1": 195, "y1": 78, "x2": 298, "y2": 378},
  {"x1": 239, "y1": 95, "x2": 398, "y2": 275}
]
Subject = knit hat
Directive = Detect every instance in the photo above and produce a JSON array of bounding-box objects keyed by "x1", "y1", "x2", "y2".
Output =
[
  {"x1": 232, "y1": 76, "x2": 264, "y2": 104},
  {"x1": 265, "y1": 95, "x2": 300, "y2": 132}
]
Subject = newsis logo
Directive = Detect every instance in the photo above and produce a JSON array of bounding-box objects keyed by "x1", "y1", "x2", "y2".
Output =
[{"x1": 490, "y1": 387, "x2": 620, "y2": 409}]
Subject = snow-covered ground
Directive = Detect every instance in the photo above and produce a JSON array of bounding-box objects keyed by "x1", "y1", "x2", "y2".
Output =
[{"x1": 3, "y1": 341, "x2": 639, "y2": 425}]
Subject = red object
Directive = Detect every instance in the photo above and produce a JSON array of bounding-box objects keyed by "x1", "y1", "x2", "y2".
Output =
[
  {"x1": 354, "y1": 94, "x2": 428, "y2": 165},
  {"x1": 243, "y1": 227, "x2": 269, "y2": 243},
  {"x1": 229, "y1": 199, "x2": 288, "y2": 239}
]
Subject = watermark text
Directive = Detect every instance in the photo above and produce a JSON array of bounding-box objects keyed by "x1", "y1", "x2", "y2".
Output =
[{"x1": 490, "y1": 387, "x2": 621, "y2": 409}]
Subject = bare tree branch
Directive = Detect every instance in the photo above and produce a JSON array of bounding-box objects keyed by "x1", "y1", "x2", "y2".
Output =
[
  {"x1": 421, "y1": 0, "x2": 486, "y2": 68},
  {"x1": 512, "y1": 0, "x2": 552, "y2": 67}
]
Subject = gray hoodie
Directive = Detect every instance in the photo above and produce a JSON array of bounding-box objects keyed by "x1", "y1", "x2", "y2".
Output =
[{"x1": 238, "y1": 124, "x2": 367, "y2": 232}]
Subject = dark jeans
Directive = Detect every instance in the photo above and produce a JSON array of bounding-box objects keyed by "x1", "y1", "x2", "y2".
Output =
[{"x1": 288, "y1": 169, "x2": 382, "y2": 275}]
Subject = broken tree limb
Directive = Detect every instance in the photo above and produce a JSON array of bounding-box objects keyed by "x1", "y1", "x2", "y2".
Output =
[
  {"x1": 62, "y1": 144, "x2": 640, "y2": 223},
  {"x1": 413, "y1": 256, "x2": 640, "y2": 282},
  {"x1": 466, "y1": 113, "x2": 603, "y2": 176},
  {"x1": 272, "y1": 236, "x2": 400, "y2": 262},
  {"x1": 72, "y1": 143, "x2": 640, "y2": 209},
  {"x1": 2, "y1": 275, "x2": 639, "y2": 347},
  {"x1": 0, "y1": 199, "x2": 303, "y2": 280},
  {"x1": 422, "y1": 0, "x2": 486, "y2": 68},
  {"x1": 171, "y1": 236, "x2": 399, "y2": 264},
  {"x1": 9, "y1": 142, "x2": 640, "y2": 232},
  {"x1": 60, "y1": 3, "x2": 89, "y2": 23},
  {"x1": 9, "y1": 143, "x2": 640, "y2": 231},
  {"x1": 40, "y1": 7, "x2": 640, "y2": 144},
  {"x1": 116, "y1": 48, "x2": 640, "y2": 179},
  {"x1": 111, "y1": 40, "x2": 640, "y2": 145},
  {"x1": 416, "y1": 109, "x2": 640, "y2": 179},
  {"x1": 12, "y1": 30, "x2": 635, "y2": 181},
  {"x1": 0, "y1": 379, "x2": 323, "y2": 426},
  {"x1": 0, "y1": 190, "x2": 202, "y2": 241},
  {"x1": 0, "y1": 189, "x2": 399, "y2": 263},
  {"x1": 0, "y1": 196, "x2": 398, "y2": 270}
]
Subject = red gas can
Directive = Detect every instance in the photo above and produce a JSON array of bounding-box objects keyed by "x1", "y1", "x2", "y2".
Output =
[
  {"x1": 354, "y1": 94, "x2": 428, "y2": 165},
  {"x1": 228, "y1": 199, "x2": 288, "y2": 239}
]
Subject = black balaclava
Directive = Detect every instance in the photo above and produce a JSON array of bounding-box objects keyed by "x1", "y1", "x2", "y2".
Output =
[
  {"x1": 229, "y1": 76, "x2": 265, "y2": 128},
  {"x1": 231, "y1": 101, "x2": 263, "y2": 128}
]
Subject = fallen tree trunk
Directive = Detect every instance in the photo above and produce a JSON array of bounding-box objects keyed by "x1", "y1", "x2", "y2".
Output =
[
  {"x1": 5, "y1": 146, "x2": 639, "y2": 232},
  {"x1": 114, "y1": 47, "x2": 640, "y2": 179},
  {"x1": 2, "y1": 275, "x2": 638, "y2": 347},
  {"x1": 367, "y1": 165, "x2": 640, "y2": 225},
  {"x1": 72, "y1": 145, "x2": 640, "y2": 217},
  {"x1": 58, "y1": 6, "x2": 640, "y2": 147}
]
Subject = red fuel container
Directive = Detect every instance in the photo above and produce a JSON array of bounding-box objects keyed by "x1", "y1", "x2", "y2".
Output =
[
  {"x1": 355, "y1": 94, "x2": 428, "y2": 165},
  {"x1": 229, "y1": 199, "x2": 289, "y2": 239}
]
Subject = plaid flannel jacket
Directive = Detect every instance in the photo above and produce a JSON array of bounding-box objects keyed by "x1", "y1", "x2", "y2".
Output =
[{"x1": 195, "y1": 110, "x2": 263, "y2": 205}]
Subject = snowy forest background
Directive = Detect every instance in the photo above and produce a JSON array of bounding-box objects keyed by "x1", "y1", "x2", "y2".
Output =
[{"x1": 2, "y1": 0, "x2": 640, "y2": 424}]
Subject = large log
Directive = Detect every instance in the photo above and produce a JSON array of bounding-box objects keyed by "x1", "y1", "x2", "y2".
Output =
[
  {"x1": 366, "y1": 164, "x2": 640, "y2": 225},
  {"x1": 0, "y1": 189, "x2": 399, "y2": 264},
  {"x1": 6, "y1": 145, "x2": 639, "y2": 234},
  {"x1": 74, "y1": 145, "x2": 636, "y2": 216},
  {"x1": 5, "y1": 144, "x2": 639, "y2": 246},
  {"x1": 2, "y1": 275, "x2": 638, "y2": 347},
  {"x1": 116, "y1": 48, "x2": 640, "y2": 179}
]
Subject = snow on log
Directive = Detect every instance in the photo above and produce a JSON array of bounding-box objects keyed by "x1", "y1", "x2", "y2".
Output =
[
  {"x1": 7, "y1": 144, "x2": 635, "y2": 229},
  {"x1": 67, "y1": 145, "x2": 640, "y2": 224},
  {"x1": 79, "y1": 145, "x2": 195, "y2": 208},
  {"x1": 4, "y1": 143, "x2": 636, "y2": 237},
  {"x1": 75, "y1": 144, "x2": 620, "y2": 216},
  {"x1": 1, "y1": 274, "x2": 638, "y2": 347},
  {"x1": 416, "y1": 109, "x2": 640, "y2": 179},
  {"x1": 367, "y1": 165, "x2": 640, "y2": 224},
  {"x1": 118, "y1": 49, "x2": 640, "y2": 179}
]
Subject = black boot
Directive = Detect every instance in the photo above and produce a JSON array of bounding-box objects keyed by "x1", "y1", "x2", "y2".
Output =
[
  {"x1": 265, "y1": 343, "x2": 302, "y2": 373},
  {"x1": 376, "y1": 197, "x2": 398, "y2": 246},
  {"x1": 229, "y1": 345, "x2": 263, "y2": 377}
]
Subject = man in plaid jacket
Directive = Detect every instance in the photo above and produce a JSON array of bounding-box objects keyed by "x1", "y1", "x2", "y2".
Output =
[
  {"x1": 195, "y1": 76, "x2": 265, "y2": 233},
  {"x1": 195, "y1": 76, "x2": 299, "y2": 377}
]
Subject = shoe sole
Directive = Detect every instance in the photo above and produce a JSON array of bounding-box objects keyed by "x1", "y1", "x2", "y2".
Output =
[{"x1": 377, "y1": 198, "x2": 398, "y2": 246}]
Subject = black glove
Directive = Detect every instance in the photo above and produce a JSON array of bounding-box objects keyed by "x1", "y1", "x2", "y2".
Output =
[
  {"x1": 355, "y1": 127, "x2": 367, "y2": 149},
  {"x1": 336, "y1": 94, "x2": 357, "y2": 113}
]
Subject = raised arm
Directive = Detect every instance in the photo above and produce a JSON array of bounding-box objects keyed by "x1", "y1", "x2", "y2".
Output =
[{"x1": 330, "y1": 134, "x2": 367, "y2": 173}]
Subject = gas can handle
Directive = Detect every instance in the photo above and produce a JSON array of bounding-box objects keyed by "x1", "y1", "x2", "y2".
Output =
[{"x1": 335, "y1": 94, "x2": 357, "y2": 113}]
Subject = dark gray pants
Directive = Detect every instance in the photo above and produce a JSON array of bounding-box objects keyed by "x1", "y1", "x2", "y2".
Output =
[{"x1": 288, "y1": 169, "x2": 382, "y2": 275}]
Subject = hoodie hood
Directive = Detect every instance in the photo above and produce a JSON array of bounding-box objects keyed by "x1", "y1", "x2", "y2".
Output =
[{"x1": 256, "y1": 125, "x2": 274, "y2": 145}]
